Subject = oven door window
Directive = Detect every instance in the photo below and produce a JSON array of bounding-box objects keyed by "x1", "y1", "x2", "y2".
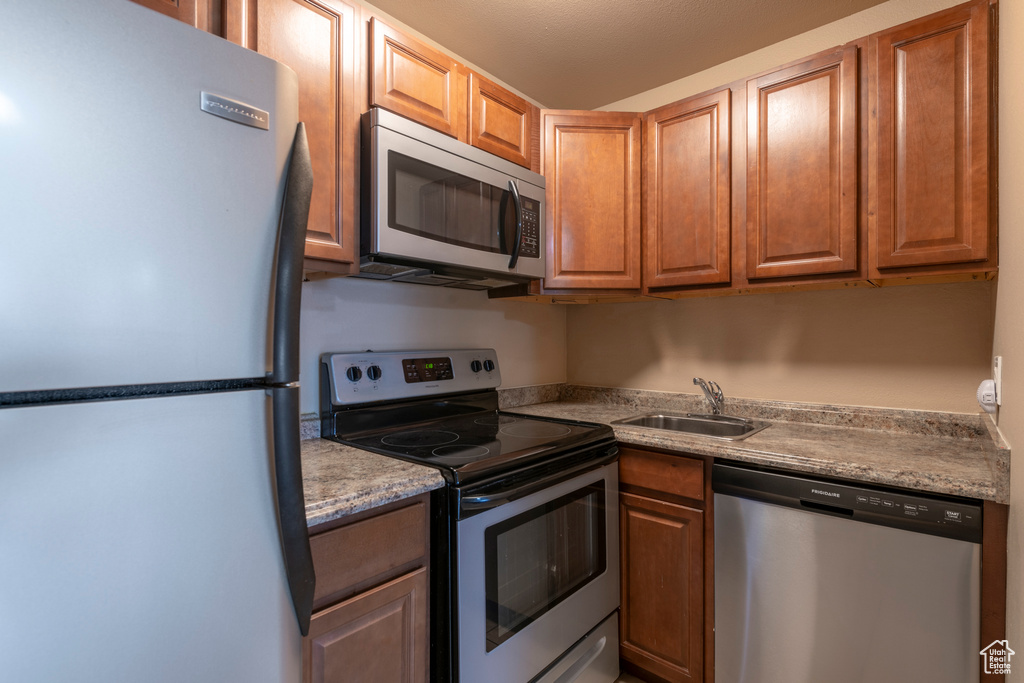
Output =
[
  {"x1": 387, "y1": 150, "x2": 519, "y2": 256},
  {"x1": 483, "y1": 481, "x2": 607, "y2": 652}
]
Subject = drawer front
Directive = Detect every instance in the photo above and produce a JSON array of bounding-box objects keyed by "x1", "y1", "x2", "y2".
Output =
[
  {"x1": 310, "y1": 498, "x2": 428, "y2": 608},
  {"x1": 619, "y1": 447, "x2": 704, "y2": 502}
]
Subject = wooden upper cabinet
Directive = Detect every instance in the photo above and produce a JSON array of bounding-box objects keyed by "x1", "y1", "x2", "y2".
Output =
[
  {"x1": 468, "y1": 71, "x2": 534, "y2": 168},
  {"x1": 872, "y1": 0, "x2": 992, "y2": 272},
  {"x1": 644, "y1": 88, "x2": 731, "y2": 291},
  {"x1": 542, "y1": 110, "x2": 643, "y2": 290},
  {"x1": 129, "y1": 0, "x2": 222, "y2": 33},
  {"x1": 746, "y1": 45, "x2": 859, "y2": 280},
  {"x1": 229, "y1": 0, "x2": 359, "y2": 270},
  {"x1": 370, "y1": 18, "x2": 464, "y2": 139}
]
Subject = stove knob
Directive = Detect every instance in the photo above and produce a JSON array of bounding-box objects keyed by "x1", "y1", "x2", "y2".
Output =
[
  {"x1": 366, "y1": 365, "x2": 382, "y2": 381},
  {"x1": 345, "y1": 366, "x2": 362, "y2": 382},
  {"x1": 483, "y1": 360, "x2": 495, "y2": 372},
  {"x1": 470, "y1": 360, "x2": 483, "y2": 373}
]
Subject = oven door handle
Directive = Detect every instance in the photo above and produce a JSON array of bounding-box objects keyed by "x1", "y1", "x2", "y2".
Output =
[{"x1": 460, "y1": 449, "x2": 617, "y2": 513}]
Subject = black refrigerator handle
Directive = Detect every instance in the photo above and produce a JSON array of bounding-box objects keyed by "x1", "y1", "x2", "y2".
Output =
[{"x1": 270, "y1": 123, "x2": 315, "y2": 636}]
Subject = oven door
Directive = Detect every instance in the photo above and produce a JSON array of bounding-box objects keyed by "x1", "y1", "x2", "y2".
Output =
[
  {"x1": 455, "y1": 461, "x2": 619, "y2": 683},
  {"x1": 368, "y1": 120, "x2": 545, "y2": 279}
]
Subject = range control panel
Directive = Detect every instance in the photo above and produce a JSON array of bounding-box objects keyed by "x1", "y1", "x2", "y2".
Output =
[{"x1": 322, "y1": 349, "x2": 500, "y2": 405}]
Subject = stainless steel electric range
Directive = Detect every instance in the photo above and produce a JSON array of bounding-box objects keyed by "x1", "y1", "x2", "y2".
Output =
[{"x1": 320, "y1": 349, "x2": 620, "y2": 683}]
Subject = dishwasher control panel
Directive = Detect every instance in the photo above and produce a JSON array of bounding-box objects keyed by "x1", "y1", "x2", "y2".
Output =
[{"x1": 713, "y1": 463, "x2": 982, "y2": 543}]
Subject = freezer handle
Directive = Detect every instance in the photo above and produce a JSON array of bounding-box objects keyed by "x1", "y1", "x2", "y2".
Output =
[{"x1": 270, "y1": 123, "x2": 315, "y2": 635}]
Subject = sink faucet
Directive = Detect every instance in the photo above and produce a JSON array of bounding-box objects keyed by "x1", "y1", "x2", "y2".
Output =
[{"x1": 693, "y1": 377, "x2": 724, "y2": 415}]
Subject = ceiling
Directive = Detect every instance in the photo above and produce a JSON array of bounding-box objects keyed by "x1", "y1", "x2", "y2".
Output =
[{"x1": 367, "y1": 0, "x2": 888, "y2": 110}]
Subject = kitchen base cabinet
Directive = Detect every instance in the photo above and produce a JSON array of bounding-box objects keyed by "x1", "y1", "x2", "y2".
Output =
[
  {"x1": 618, "y1": 447, "x2": 712, "y2": 683},
  {"x1": 305, "y1": 568, "x2": 427, "y2": 683},
  {"x1": 304, "y1": 494, "x2": 430, "y2": 683}
]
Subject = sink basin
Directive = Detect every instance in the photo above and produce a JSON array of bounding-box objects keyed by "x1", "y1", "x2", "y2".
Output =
[{"x1": 611, "y1": 413, "x2": 769, "y2": 440}]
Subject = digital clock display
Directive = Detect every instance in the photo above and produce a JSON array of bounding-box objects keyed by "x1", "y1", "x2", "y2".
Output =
[{"x1": 402, "y1": 356, "x2": 454, "y2": 383}]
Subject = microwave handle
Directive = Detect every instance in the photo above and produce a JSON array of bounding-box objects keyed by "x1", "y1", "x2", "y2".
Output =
[{"x1": 507, "y1": 179, "x2": 523, "y2": 269}]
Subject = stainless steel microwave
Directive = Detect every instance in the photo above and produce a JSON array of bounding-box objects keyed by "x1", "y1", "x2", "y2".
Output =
[{"x1": 357, "y1": 108, "x2": 545, "y2": 290}]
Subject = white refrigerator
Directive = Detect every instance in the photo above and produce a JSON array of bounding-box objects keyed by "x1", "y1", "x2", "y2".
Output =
[{"x1": 0, "y1": 2, "x2": 314, "y2": 681}]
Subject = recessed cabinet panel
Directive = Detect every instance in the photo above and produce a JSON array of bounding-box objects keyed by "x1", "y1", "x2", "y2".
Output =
[
  {"x1": 644, "y1": 89, "x2": 731, "y2": 290},
  {"x1": 874, "y1": 1, "x2": 989, "y2": 269},
  {"x1": 469, "y1": 71, "x2": 533, "y2": 168},
  {"x1": 620, "y1": 491, "x2": 703, "y2": 682},
  {"x1": 543, "y1": 110, "x2": 642, "y2": 290},
  {"x1": 371, "y1": 18, "x2": 462, "y2": 139},
  {"x1": 243, "y1": 0, "x2": 358, "y2": 269},
  {"x1": 306, "y1": 568, "x2": 428, "y2": 683},
  {"x1": 746, "y1": 46, "x2": 858, "y2": 280}
]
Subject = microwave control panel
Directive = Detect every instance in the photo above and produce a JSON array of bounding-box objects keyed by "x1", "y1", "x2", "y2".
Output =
[{"x1": 519, "y1": 197, "x2": 540, "y2": 259}]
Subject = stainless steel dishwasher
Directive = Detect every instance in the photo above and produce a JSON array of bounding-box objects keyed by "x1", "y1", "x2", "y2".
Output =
[{"x1": 713, "y1": 463, "x2": 982, "y2": 683}]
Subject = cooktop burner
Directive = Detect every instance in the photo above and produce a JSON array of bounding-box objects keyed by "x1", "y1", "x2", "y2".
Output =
[
  {"x1": 381, "y1": 429, "x2": 459, "y2": 447},
  {"x1": 335, "y1": 409, "x2": 612, "y2": 483}
]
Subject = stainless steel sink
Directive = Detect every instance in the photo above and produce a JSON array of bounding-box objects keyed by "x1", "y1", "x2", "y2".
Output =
[{"x1": 611, "y1": 413, "x2": 769, "y2": 440}]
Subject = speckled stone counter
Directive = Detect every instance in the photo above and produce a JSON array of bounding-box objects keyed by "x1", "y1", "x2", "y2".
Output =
[
  {"x1": 301, "y1": 438, "x2": 445, "y2": 528},
  {"x1": 506, "y1": 390, "x2": 1009, "y2": 503}
]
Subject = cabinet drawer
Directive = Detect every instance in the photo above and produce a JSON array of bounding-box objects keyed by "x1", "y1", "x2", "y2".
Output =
[
  {"x1": 619, "y1": 447, "x2": 704, "y2": 501},
  {"x1": 310, "y1": 498, "x2": 428, "y2": 608}
]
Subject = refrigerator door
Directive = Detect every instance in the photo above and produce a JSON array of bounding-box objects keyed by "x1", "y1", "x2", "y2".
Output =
[
  {"x1": 0, "y1": 391, "x2": 302, "y2": 683},
  {"x1": 0, "y1": 0, "x2": 298, "y2": 392}
]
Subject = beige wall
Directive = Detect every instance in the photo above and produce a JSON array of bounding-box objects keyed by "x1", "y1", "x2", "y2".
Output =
[
  {"x1": 567, "y1": 283, "x2": 995, "y2": 412},
  {"x1": 299, "y1": 278, "x2": 566, "y2": 413},
  {"x1": 598, "y1": 0, "x2": 963, "y2": 112},
  {"x1": 993, "y1": 0, "x2": 1023, "y2": 671}
]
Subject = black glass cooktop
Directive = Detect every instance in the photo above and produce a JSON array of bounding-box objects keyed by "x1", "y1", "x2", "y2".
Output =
[{"x1": 333, "y1": 410, "x2": 613, "y2": 484}]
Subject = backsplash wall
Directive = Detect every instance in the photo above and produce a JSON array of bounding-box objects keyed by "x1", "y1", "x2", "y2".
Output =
[
  {"x1": 566, "y1": 282, "x2": 996, "y2": 413},
  {"x1": 298, "y1": 277, "x2": 567, "y2": 414}
]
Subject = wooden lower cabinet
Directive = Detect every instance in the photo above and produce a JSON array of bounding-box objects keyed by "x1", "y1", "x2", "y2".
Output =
[
  {"x1": 305, "y1": 568, "x2": 427, "y2": 683},
  {"x1": 303, "y1": 494, "x2": 430, "y2": 683},
  {"x1": 620, "y1": 492, "x2": 704, "y2": 682},
  {"x1": 618, "y1": 446, "x2": 711, "y2": 683}
]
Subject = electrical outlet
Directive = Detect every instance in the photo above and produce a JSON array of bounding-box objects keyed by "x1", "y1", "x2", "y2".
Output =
[{"x1": 993, "y1": 356, "x2": 1002, "y2": 405}]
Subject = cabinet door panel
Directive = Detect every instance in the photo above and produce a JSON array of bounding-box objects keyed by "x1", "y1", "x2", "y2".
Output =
[
  {"x1": 543, "y1": 110, "x2": 642, "y2": 290},
  {"x1": 620, "y1": 492, "x2": 703, "y2": 682},
  {"x1": 746, "y1": 46, "x2": 858, "y2": 280},
  {"x1": 242, "y1": 0, "x2": 358, "y2": 267},
  {"x1": 371, "y1": 18, "x2": 462, "y2": 139},
  {"x1": 645, "y1": 88, "x2": 731, "y2": 290},
  {"x1": 874, "y1": 1, "x2": 989, "y2": 269},
  {"x1": 305, "y1": 568, "x2": 428, "y2": 683},
  {"x1": 468, "y1": 71, "x2": 533, "y2": 168}
]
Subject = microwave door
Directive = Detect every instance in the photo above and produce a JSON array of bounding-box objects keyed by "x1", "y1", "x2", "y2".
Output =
[{"x1": 373, "y1": 127, "x2": 534, "y2": 277}]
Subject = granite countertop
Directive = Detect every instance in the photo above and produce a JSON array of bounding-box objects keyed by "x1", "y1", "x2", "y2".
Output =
[
  {"x1": 503, "y1": 387, "x2": 1009, "y2": 504},
  {"x1": 301, "y1": 438, "x2": 445, "y2": 528}
]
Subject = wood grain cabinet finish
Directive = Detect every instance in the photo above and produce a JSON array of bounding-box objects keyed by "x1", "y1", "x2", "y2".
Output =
[
  {"x1": 303, "y1": 495, "x2": 430, "y2": 683},
  {"x1": 370, "y1": 18, "x2": 464, "y2": 139},
  {"x1": 746, "y1": 45, "x2": 859, "y2": 280},
  {"x1": 872, "y1": 0, "x2": 992, "y2": 273},
  {"x1": 227, "y1": 0, "x2": 359, "y2": 271},
  {"x1": 644, "y1": 89, "x2": 731, "y2": 291},
  {"x1": 128, "y1": 0, "x2": 222, "y2": 33},
  {"x1": 542, "y1": 110, "x2": 643, "y2": 290},
  {"x1": 304, "y1": 568, "x2": 428, "y2": 683},
  {"x1": 620, "y1": 492, "x2": 704, "y2": 683},
  {"x1": 468, "y1": 71, "x2": 534, "y2": 168}
]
